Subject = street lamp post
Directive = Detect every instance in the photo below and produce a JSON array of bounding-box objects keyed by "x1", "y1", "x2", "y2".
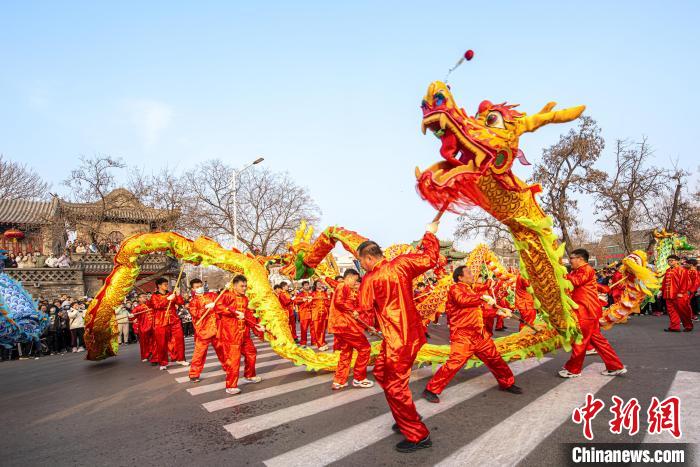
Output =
[{"x1": 232, "y1": 157, "x2": 264, "y2": 250}]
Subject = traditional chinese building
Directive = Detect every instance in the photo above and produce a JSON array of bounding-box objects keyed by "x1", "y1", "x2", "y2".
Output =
[{"x1": 0, "y1": 189, "x2": 180, "y2": 298}]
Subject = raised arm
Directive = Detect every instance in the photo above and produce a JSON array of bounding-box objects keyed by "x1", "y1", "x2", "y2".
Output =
[{"x1": 393, "y1": 231, "x2": 440, "y2": 279}]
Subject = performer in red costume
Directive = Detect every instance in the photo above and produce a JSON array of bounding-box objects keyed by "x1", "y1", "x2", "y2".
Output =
[
  {"x1": 214, "y1": 275, "x2": 264, "y2": 394},
  {"x1": 277, "y1": 282, "x2": 297, "y2": 342},
  {"x1": 610, "y1": 267, "x2": 625, "y2": 304},
  {"x1": 515, "y1": 274, "x2": 536, "y2": 329},
  {"x1": 357, "y1": 222, "x2": 440, "y2": 453},
  {"x1": 293, "y1": 281, "x2": 313, "y2": 347},
  {"x1": 310, "y1": 280, "x2": 331, "y2": 351},
  {"x1": 328, "y1": 269, "x2": 374, "y2": 390},
  {"x1": 240, "y1": 290, "x2": 265, "y2": 384},
  {"x1": 147, "y1": 277, "x2": 187, "y2": 370},
  {"x1": 423, "y1": 265, "x2": 521, "y2": 402},
  {"x1": 187, "y1": 279, "x2": 226, "y2": 383},
  {"x1": 131, "y1": 293, "x2": 154, "y2": 363},
  {"x1": 559, "y1": 249, "x2": 627, "y2": 378},
  {"x1": 662, "y1": 255, "x2": 693, "y2": 332}
]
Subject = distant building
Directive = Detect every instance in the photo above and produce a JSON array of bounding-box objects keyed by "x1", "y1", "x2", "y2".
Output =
[
  {"x1": 0, "y1": 189, "x2": 179, "y2": 298},
  {"x1": 596, "y1": 230, "x2": 654, "y2": 266}
]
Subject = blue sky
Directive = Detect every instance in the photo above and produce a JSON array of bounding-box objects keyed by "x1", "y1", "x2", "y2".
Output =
[{"x1": 1, "y1": 1, "x2": 698, "y2": 249}]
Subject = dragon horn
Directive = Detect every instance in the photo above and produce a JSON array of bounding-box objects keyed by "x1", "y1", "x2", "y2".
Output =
[{"x1": 517, "y1": 103, "x2": 586, "y2": 135}]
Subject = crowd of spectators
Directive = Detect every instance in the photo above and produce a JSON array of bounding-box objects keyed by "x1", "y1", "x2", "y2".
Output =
[{"x1": 3, "y1": 251, "x2": 72, "y2": 269}]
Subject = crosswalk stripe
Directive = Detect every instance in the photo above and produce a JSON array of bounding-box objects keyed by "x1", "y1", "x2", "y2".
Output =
[
  {"x1": 184, "y1": 348, "x2": 277, "y2": 363},
  {"x1": 202, "y1": 370, "x2": 332, "y2": 412},
  {"x1": 642, "y1": 370, "x2": 700, "y2": 444},
  {"x1": 436, "y1": 363, "x2": 611, "y2": 466},
  {"x1": 174, "y1": 358, "x2": 292, "y2": 383},
  {"x1": 226, "y1": 367, "x2": 433, "y2": 439},
  {"x1": 187, "y1": 366, "x2": 308, "y2": 395},
  {"x1": 262, "y1": 358, "x2": 550, "y2": 467}
]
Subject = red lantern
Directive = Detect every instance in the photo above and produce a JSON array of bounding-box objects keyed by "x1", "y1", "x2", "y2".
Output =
[{"x1": 3, "y1": 228, "x2": 24, "y2": 243}]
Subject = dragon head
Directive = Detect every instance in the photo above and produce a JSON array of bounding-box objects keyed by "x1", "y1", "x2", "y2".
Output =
[{"x1": 416, "y1": 81, "x2": 585, "y2": 211}]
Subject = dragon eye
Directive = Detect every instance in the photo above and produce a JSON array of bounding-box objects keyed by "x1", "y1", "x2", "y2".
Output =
[
  {"x1": 433, "y1": 92, "x2": 446, "y2": 106},
  {"x1": 421, "y1": 99, "x2": 428, "y2": 110},
  {"x1": 485, "y1": 111, "x2": 505, "y2": 129}
]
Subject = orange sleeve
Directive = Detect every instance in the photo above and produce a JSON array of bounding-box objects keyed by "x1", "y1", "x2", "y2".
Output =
[
  {"x1": 449, "y1": 284, "x2": 483, "y2": 308},
  {"x1": 393, "y1": 232, "x2": 440, "y2": 279},
  {"x1": 357, "y1": 276, "x2": 375, "y2": 313}
]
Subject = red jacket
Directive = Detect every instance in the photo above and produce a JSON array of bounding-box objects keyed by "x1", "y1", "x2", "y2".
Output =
[
  {"x1": 310, "y1": 290, "x2": 331, "y2": 321},
  {"x1": 278, "y1": 290, "x2": 294, "y2": 317},
  {"x1": 294, "y1": 291, "x2": 313, "y2": 321},
  {"x1": 515, "y1": 275, "x2": 535, "y2": 313},
  {"x1": 445, "y1": 282, "x2": 490, "y2": 342},
  {"x1": 131, "y1": 303, "x2": 154, "y2": 333},
  {"x1": 567, "y1": 264, "x2": 602, "y2": 320},
  {"x1": 147, "y1": 292, "x2": 184, "y2": 327},
  {"x1": 662, "y1": 266, "x2": 688, "y2": 300},
  {"x1": 215, "y1": 290, "x2": 247, "y2": 342},
  {"x1": 328, "y1": 282, "x2": 362, "y2": 334},
  {"x1": 685, "y1": 268, "x2": 698, "y2": 295},
  {"x1": 358, "y1": 232, "x2": 439, "y2": 358},
  {"x1": 189, "y1": 291, "x2": 218, "y2": 339}
]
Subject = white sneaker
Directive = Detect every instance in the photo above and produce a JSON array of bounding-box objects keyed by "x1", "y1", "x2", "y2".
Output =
[
  {"x1": 318, "y1": 345, "x2": 329, "y2": 351},
  {"x1": 585, "y1": 349, "x2": 598, "y2": 355},
  {"x1": 78, "y1": 347, "x2": 85, "y2": 352},
  {"x1": 352, "y1": 379, "x2": 375, "y2": 388},
  {"x1": 72, "y1": 347, "x2": 77, "y2": 353},
  {"x1": 159, "y1": 365, "x2": 168, "y2": 370},
  {"x1": 225, "y1": 387, "x2": 241, "y2": 395},
  {"x1": 141, "y1": 358, "x2": 148, "y2": 362},
  {"x1": 177, "y1": 360, "x2": 190, "y2": 367},
  {"x1": 601, "y1": 367, "x2": 627, "y2": 376},
  {"x1": 331, "y1": 382, "x2": 348, "y2": 390},
  {"x1": 244, "y1": 376, "x2": 262, "y2": 384},
  {"x1": 558, "y1": 369, "x2": 580, "y2": 378}
]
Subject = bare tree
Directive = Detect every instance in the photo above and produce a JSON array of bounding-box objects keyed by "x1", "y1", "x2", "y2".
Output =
[
  {"x1": 61, "y1": 155, "x2": 129, "y2": 254},
  {"x1": 454, "y1": 208, "x2": 513, "y2": 249},
  {"x1": 648, "y1": 167, "x2": 700, "y2": 244},
  {"x1": 529, "y1": 116, "x2": 604, "y2": 254},
  {"x1": 185, "y1": 160, "x2": 321, "y2": 255},
  {"x1": 587, "y1": 138, "x2": 666, "y2": 254},
  {"x1": 128, "y1": 166, "x2": 190, "y2": 231},
  {"x1": 0, "y1": 154, "x2": 50, "y2": 200}
]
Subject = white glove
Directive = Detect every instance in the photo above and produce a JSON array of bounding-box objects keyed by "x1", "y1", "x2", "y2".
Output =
[
  {"x1": 167, "y1": 293, "x2": 176, "y2": 301},
  {"x1": 204, "y1": 303, "x2": 215, "y2": 310},
  {"x1": 481, "y1": 295, "x2": 496, "y2": 306},
  {"x1": 426, "y1": 222, "x2": 439, "y2": 234},
  {"x1": 235, "y1": 311, "x2": 245, "y2": 319},
  {"x1": 496, "y1": 308, "x2": 512, "y2": 318},
  {"x1": 256, "y1": 324, "x2": 266, "y2": 333}
]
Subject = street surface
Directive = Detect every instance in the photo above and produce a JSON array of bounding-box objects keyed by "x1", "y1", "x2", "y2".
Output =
[{"x1": 1, "y1": 315, "x2": 697, "y2": 466}]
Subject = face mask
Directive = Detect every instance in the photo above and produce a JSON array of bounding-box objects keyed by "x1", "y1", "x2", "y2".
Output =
[{"x1": 194, "y1": 287, "x2": 204, "y2": 294}]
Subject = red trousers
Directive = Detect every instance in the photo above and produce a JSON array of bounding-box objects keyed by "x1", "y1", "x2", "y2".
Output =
[
  {"x1": 426, "y1": 337, "x2": 514, "y2": 394},
  {"x1": 223, "y1": 333, "x2": 257, "y2": 388},
  {"x1": 332, "y1": 331, "x2": 371, "y2": 384},
  {"x1": 311, "y1": 318, "x2": 327, "y2": 347},
  {"x1": 564, "y1": 318, "x2": 623, "y2": 374},
  {"x1": 189, "y1": 335, "x2": 225, "y2": 379},
  {"x1": 374, "y1": 340, "x2": 429, "y2": 443},
  {"x1": 154, "y1": 322, "x2": 185, "y2": 366},
  {"x1": 666, "y1": 297, "x2": 694, "y2": 331},
  {"x1": 138, "y1": 329, "x2": 154, "y2": 360},
  {"x1": 299, "y1": 318, "x2": 311, "y2": 346},
  {"x1": 518, "y1": 308, "x2": 536, "y2": 330},
  {"x1": 482, "y1": 315, "x2": 495, "y2": 337},
  {"x1": 288, "y1": 314, "x2": 298, "y2": 340}
]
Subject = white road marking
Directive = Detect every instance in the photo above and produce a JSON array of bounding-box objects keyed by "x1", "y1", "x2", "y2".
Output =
[
  {"x1": 642, "y1": 370, "x2": 700, "y2": 444},
  {"x1": 187, "y1": 366, "x2": 309, "y2": 395},
  {"x1": 173, "y1": 358, "x2": 292, "y2": 383},
  {"x1": 226, "y1": 367, "x2": 433, "y2": 439},
  {"x1": 436, "y1": 363, "x2": 611, "y2": 466},
  {"x1": 202, "y1": 371, "x2": 332, "y2": 412},
  {"x1": 263, "y1": 358, "x2": 550, "y2": 467}
]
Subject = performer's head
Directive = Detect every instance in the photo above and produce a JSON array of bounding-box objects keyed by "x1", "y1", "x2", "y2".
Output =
[
  {"x1": 301, "y1": 280, "x2": 310, "y2": 291},
  {"x1": 569, "y1": 249, "x2": 589, "y2": 270},
  {"x1": 280, "y1": 281, "x2": 289, "y2": 292},
  {"x1": 452, "y1": 265, "x2": 473, "y2": 284},
  {"x1": 232, "y1": 274, "x2": 247, "y2": 295},
  {"x1": 313, "y1": 280, "x2": 326, "y2": 292},
  {"x1": 668, "y1": 254, "x2": 680, "y2": 267},
  {"x1": 155, "y1": 277, "x2": 169, "y2": 293},
  {"x1": 137, "y1": 293, "x2": 148, "y2": 304},
  {"x1": 357, "y1": 240, "x2": 383, "y2": 272},
  {"x1": 343, "y1": 268, "x2": 360, "y2": 287},
  {"x1": 190, "y1": 279, "x2": 204, "y2": 295}
]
